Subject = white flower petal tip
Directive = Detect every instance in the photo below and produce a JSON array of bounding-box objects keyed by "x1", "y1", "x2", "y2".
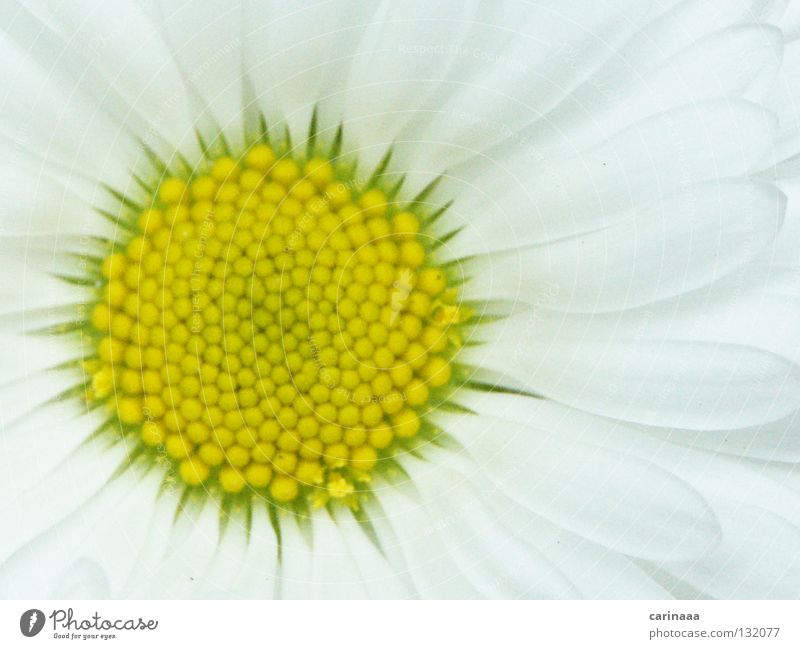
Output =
[
  {"x1": 53, "y1": 559, "x2": 111, "y2": 599},
  {"x1": 648, "y1": 505, "x2": 800, "y2": 599}
]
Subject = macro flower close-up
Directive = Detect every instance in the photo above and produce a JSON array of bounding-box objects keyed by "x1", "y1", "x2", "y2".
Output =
[{"x1": 1, "y1": 0, "x2": 800, "y2": 601}]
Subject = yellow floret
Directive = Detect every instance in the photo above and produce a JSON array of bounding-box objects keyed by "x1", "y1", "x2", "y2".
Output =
[
  {"x1": 417, "y1": 267, "x2": 447, "y2": 295},
  {"x1": 360, "y1": 188, "x2": 387, "y2": 218},
  {"x1": 158, "y1": 178, "x2": 186, "y2": 204},
  {"x1": 219, "y1": 467, "x2": 246, "y2": 493},
  {"x1": 245, "y1": 144, "x2": 276, "y2": 171},
  {"x1": 305, "y1": 158, "x2": 333, "y2": 187},
  {"x1": 270, "y1": 159, "x2": 300, "y2": 185},
  {"x1": 211, "y1": 157, "x2": 240, "y2": 182},
  {"x1": 270, "y1": 475, "x2": 299, "y2": 502},
  {"x1": 101, "y1": 253, "x2": 127, "y2": 280},
  {"x1": 179, "y1": 457, "x2": 210, "y2": 486},
  {"x1": 245, "y1": 463, "x2": 273, "y2": 488},
  {"x1": 141, "y1": 421, "x2": 166, "y2": 446},
  {"x1": 393, "y1": 410, "x2": 420, "y2": 438},
  {"x1": 392, "y1": 211, "x2": 420, "y2": 238}
]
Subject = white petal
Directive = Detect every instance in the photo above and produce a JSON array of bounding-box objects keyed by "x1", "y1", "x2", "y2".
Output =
[
  {"x1": 480, "y1": 485, "x2": 672, "y2": 598},
  {"x1": 776, "y1": 0, "x2": 800, "y2": 39},
  {"x1": 240, "y1": 0, "x2": 374, "y2": 141},
  {"x1": 12, "y1": 0, "x2": 198, "y2": 147},
  {"x1": 432, "y1": 408, "x2": 720, "y2": 562},
  {"x1": 460, "y1": 393, "x2": 800, "y2": 596},
  {"x1": 191, "y1": 513, "x2": 258, "y2": 598},
  {"x1": 464, "y1": 180, "x2": 784, "y2": 312},
  {"x1": 0, "y1": 398, "x2": 104, "y2": 512},
  {"x1": 0, "y1": 438, "x2": 138, "y2": 575},
  {"x1": 325, "y1": 512, "x2": 415, "y2": 599},
  {"x1": 307, "y1": 512, "x2": 370, "y2": 599},
  {"x1": 651, "y1": 0, "x2": 789, "y2": 47},
  {"x1": 403, "y1": 455, "x2": 603, "y2": 598},
  {"x1": 390, "y1": 0, "x2": 653, "y2": 178},
  {"x1": 226, "y1": 509, "x2": 279, "y2": 597},
  {"x1": 335, "y1": 0, "x2": 480, "y2": 170},
  {"x1": 137, "y1": 0, "x2": 246, "y2": 148},
  {"x1": 402, "y1": 444, "x2": 673, "y2": 596},
  {"x1": 443, "y1": 100, "x2": 777, "y2": 257},
  {"x1": 363, "y1": 487, "x2": 485, "y2": 598},
  {"x1": 489, "y1": 395, "x2": 800, "y2": 525},
  {"x1": 124, "y1": 498, "x2": 221, "y2": 598},
  {"x1": 555, "y1": 408, "x2": 800, "y2": 596},
  {"x1": 763, "y1": 38, "x2": 800, "y2": 165},
  {"x1": 276, "y1": 515, "x2": 314, "y2": 599},
  {"x1": 648, "y1": 413, "x2": 800, "y2": 463},
  {"x1": 530, "y1": 25, "x2": 782, "y2": 159},
  {"x1": 0, "y1": 469, "x2": 162, "y2": 598},
  {"x1": 0, "y1": 161, "x2": 120, "y2": 238},
  {"x1": 462, "y1": 393, "x2": 800, "y2": 597},
  {"x1": 0, "y1": 56, "x2": 134, "y2": 194},
  {"x1": 116, "y1": 494, "x2": 187, "y2": 596},
  {"x1": 0, "y1": 335, "x2": 97, "y2": 445},
  {"x1": 659, "y1": 504, "x2": 800, "y2": 598},
  {"x1": 466, "y1": 301, "x2": 800, "y2": 429},
  {"x1": 52, "y1": 559, "x2": 110, "y2": 599}
]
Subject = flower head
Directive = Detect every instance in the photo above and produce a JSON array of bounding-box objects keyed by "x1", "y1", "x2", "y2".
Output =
[
  {"x1": 82, "y1": 127, "x2": 475, "y2": 516},
  {"x1": 1, "y1": 0, "x2": 799, "y2": 599}
]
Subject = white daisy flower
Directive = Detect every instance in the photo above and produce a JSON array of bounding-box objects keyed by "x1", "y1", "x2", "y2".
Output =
[{"x1": 1, "y1": 0, "x2": 799, "y2": 599}]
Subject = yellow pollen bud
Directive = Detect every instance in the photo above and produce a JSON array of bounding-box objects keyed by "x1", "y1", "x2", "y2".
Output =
[
  {"x1": 270, "y1": 475, "x2": 299, "y2": 502},
  {"x1": 219, "y1": 467, "x2": 246, "y2": 493},
  {"x1": 158, "y1": 178, "x2": 187, "y2": 204},
  {"x1": 211, "y1": 157, "x2": 240, "y2": 182},
  {"x1": 245, "y1": 144, "x2": 276, "y2": 171},
  {"x1": 179, "y1": 457, "x2": 210, "y2": 486}
]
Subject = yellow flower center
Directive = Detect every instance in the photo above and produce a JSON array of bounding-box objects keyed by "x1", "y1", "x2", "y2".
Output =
[{"x1": 85, "y1": 142, "x2": 464, "y2": 508}]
